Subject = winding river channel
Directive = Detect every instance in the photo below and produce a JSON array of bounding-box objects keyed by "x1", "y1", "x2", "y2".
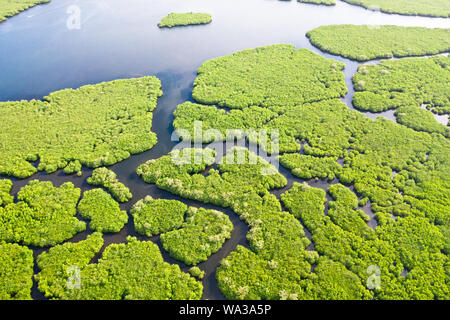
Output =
[{"x1": 0, "y1": 0, "x2": 449, "y2": 300}]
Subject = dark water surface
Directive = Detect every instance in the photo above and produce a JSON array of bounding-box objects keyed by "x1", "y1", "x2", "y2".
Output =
[{"x1": 1, "y1": 0, "x2": 448, "y2": 300}]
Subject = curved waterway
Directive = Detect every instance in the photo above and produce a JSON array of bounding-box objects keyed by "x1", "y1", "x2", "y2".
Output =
[{"x1": 1, "y1": 0, "x2": 449, "y2": 300}]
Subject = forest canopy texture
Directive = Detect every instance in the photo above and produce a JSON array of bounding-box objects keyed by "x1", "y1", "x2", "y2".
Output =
[{"x1": 0, "y1": 77, "x2": 162, "y2": 179}]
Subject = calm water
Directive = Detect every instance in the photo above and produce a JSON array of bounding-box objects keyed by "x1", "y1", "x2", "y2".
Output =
[{"x1": 0, "y1": 0, "x2": 448, "y2": 300}]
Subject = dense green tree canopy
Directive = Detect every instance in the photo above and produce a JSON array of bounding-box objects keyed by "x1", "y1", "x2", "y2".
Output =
[
  {"x1": 0, "y1": 242, "x2": 34, "y2": 300},
  {"x1": 138, "y1": 148, "x2": 373, "y2": 299},
  {"x1": 78, "y1": 189, "x2": 128, "y2": 233},
  {"x1": 0, "y1": 12, "x2": 448, "y2": 300},
  {"x1": 0, "y1": 77, "x2": 162, "y2": 178},
  {"x1": 341, "y1": 0, "x2": 450, "y2": 18},
  {"x1": 279, "y1": 154, "x2": 342, "y2": 180},
  {"x1": 35, "y1": 232, "x2": 105, "y2": 298},
  {"x1": 0, "y1": 180, "x2": 85, "y2": 247},
  {"x1": 353, "y1": 56, "x2": 449, "y2": 114},
  {"x1": 282, "y1": 182, "x2": 449, "y2": 300},
  {"x1": 131, "y1": 196, "x2": 188, "y2": 237},
  {"x1": 87, "y1": 167, "x2": 133, "y2": 202},
  {"x1": 0, "y1": 179, "x2": 13, "y2": 207},
  {"x1": 36, "y1": 234, "x2": 203, "y2": 300},
  {"x1": 137, "y1": 148, "x2": 217, "y2": 184},
  {"x1": 173, "y1": 102, "x2": 278, "y2": 143},
  {"x1": 139, "y1": 118, "x2": 450, "y2": 299},
  {"x1": 192, "y1": 44, "x2": 347, "y2": 109},
  {"x1": 137, "y1": 147, "x2": 287, "y2": 204},
  {"x1": 189, "y1": 266, "x2": 205, "y2": 280},
  {"x1": 158, "y1": 12, "x2": 212, "y2": 28},
  {"x1": 395, "y1": 105, "x2": 449, "y2": 137},
  {"x1": 141, "y1": 42, "x2": 449, "y2": 299},
  {"x1": 161, "y1": 207, "x2": 233, "y2": 265},
  {"x1": 307, "y1": 25, "x2": 450, "y2": 62},
  {"x1": 353, "y1": 56, "x2": 449, "y2": 135}
]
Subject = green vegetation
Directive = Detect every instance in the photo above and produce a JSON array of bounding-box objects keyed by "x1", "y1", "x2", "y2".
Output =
[
  {"x1": 160, "y1": 207, "x2": 233, "y2": 265},
  {"x1": 279, "y1": 154, "x2": 341, "y2": 180},
  {"x1": 298, "y1": 0, "x2": 335, "y2": 5},
  {"x1": 36, "y1": 234, "x2": 203, "y2": 299},
  {"x1": 142, "y1": 43, "x2": 449, "y2": 299},
  {"x1": 0, "y1": 0, "x2": 50, "y2": 22},
  {"x1": 139, "y1": 131, "x2": 449, "y2": 299},
  {"x1": 0, "y1": 179, "x2": 13, "y2": 206},
  {"x1": 341, "y1": 0, "x2": 450, "y2": 18},
  {"x1": 301, "y1": 256, "x2": 371, "y2": 300},
  {"x1": 35, "y1": 232, "x2": 104, "y2": 298},
  {"x1": 215, "y1": 181, "x2": 367, "y2": 300},
  {"x1": 192, "y1": 44, "x2": 346, "y2": 109},
  {"x1": 0, "y1": 77, "x2": 162, "y2": 179},
  {"x1": 0, "y1": 242, "x2": 33, "y2": 300},
  {"x1": 158, "y1": 12, "x2": 212, "y2": 28},
  {"x1": 139, "y1": 148, "x2": 334, "y2": 299},
  {"x1": 261, "y1": 99, "x2": 363, "y2": 154},
  {"x1": 173, "y1": 102, "x2": 278, "y2": 143},
  {"x1": 0, "y1": 34, "x2": 445, "y2": 300},
  {"x1": 137, "y1": 147, "x2": 287, "y2": 204},
  {"x1": 395, "y1": 105, "x2": 449, "y2": 137},
  {"x1": 137, "y1": 148, "x2": 216, "y2": 184},
  {"x1": 280, "y1": 182, "x2": 327, "y2": 227},
  {"x1": 87, "y1": 167, "x2": 133, "y2": 202},
  {"x1": 0, "y1": 180, "x2": 85, "y2": 247},
  {"x1": 327, "y1": 184, "x2": 372, "y2": 237},
  {"x1": 189, "y1": 266, "x2": 205, "y2": 280},
  {"x1": 282, "y1": 181, "x2": 449, "y2": 299},
  {"x1": 174, "y1": 98, "x2": 364, "y2": 154},
  {"x1": 173, "y1": 47, "x2": 352, "y2": 154},
  {"x1": 353, "y1": 56, "x2": 449, "y2": 136},
  {"x1": 131, "y1": 196, "x2": 187, "y2": 237},
  {"x1": 306, "y1": 25, "x2": 450, "y2": 62},
  {"x1": 77, "y1": 189, "x2": 128, "y2": 233}
]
